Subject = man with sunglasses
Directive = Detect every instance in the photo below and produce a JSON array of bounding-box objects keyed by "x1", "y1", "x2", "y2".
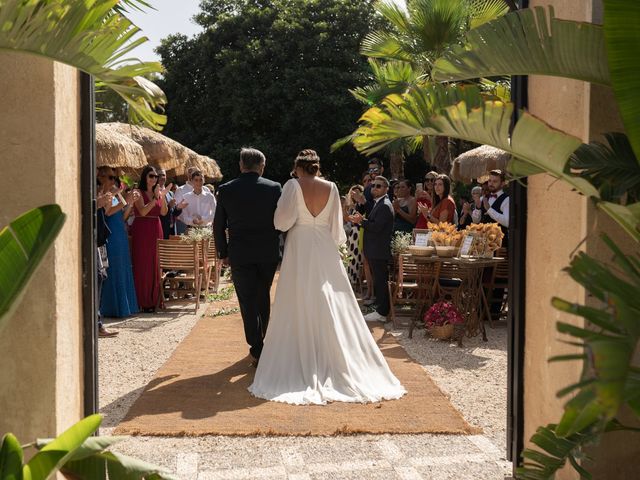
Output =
[
  {"x1": 354, "y1": 158, "x2": 386, "y2": 216},
  {"x1": 349, "y1": 176, "x2": 394, "y2": 323}
]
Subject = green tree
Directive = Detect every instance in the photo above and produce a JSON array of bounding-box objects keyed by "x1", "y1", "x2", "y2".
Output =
[{"x1": 156, "y1": 0, "x2": 383, "y2": 186}]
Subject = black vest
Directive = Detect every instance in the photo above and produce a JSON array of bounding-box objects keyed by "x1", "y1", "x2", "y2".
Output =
[{"x1": 481, "y1": 192, "x2": 509, "y2": 238}]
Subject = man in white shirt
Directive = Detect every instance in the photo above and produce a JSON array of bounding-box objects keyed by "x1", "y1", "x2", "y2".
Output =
[
  {"x1": 174, "y1": 166, "x2": 196, "y2": 233},
  {"x1": 181, "y1": 170, "x2": 217, "y2": 228},
  {"x1": 482, "y1": 169, "x2": 509, "y2": 231}
]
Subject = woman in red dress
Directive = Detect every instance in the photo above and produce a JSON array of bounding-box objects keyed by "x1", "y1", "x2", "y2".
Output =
[
  {"x1": 131, "y1": 165, "x2": 170, "y2": 312},
  {"x1": 423, "y1": 174, "x2": 456, "y2": 225},
  {"x1": 416, "y1": 170, "x2": 438, "y2": 228}
]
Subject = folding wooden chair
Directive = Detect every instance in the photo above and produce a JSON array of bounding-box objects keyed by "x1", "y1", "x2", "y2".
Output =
[
  {"x1": 157, "y1": 238, "x2": 201, "y2": 312},
  {"x1": 201, "y1": 237, "x2": 221, "y2": 296},
  {"x1": 483, "y1": 248, "x2": 509, "y2": 326}
]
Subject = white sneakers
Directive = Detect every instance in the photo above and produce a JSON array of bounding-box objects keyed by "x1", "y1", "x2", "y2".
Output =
[{"x1": 364, "y1": 311, "x2": 387, "y2": 323}]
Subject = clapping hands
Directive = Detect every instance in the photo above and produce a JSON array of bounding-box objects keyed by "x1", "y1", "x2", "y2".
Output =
[{"x1": 348, "y1": 212, "x2": 364, "y2": 225}]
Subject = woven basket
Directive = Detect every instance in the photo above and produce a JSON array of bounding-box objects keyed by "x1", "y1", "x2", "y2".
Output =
[{"x1": 428, "y1": 324, "x2": 455, "y2": 340}]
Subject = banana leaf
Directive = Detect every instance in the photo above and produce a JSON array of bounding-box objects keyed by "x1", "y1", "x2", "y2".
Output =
[
  {"x1": 432, "y1": 6, "x2": 610, "y2": 85},
  {"x1": 0, "y1": 205, "x2": 66, "y2": 331},
  {"x1": 0, "y1": 433, "x2": 23, "y2": 478},
  {"x1": 0, "y1": 0, "x2": 166, "y2": 130},
  {"x1": 603, "y1": 0, "x2": 640, "y2": 165},
  {"x1": 23, "y1": 414, "x2": 101, "y2": 480}
]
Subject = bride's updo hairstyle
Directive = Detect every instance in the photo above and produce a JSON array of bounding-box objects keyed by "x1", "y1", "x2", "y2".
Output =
[{"x1": 294, "y1": 149, "x2": 321, "y2": 176}]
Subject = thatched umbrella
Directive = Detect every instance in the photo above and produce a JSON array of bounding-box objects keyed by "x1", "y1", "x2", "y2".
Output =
[
  {"x1": 167, "y1": 152, "x2": 222, "y2": 180},
  {"x1": 97, "y1": 122, "x2": 223, "y2": 181},
  {"x1": 450, "y1": 145, "x2": 511, "y2": 183},
  {"x1": 96, "y1": 125, "x2": 147, "y2": 169}
]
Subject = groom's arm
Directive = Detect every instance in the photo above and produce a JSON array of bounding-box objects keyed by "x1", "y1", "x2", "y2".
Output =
[
  {"x1": 362, "y1": 204, "x2": 393, "y2": 234},
  {"x1": 213, "y1": 190, "x2": 229, "y2": 259}
]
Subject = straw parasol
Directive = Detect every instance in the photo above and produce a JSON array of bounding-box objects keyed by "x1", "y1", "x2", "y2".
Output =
[
  {"x1": 96, "y1": 122, "x2": 223, "y2": 181},
  {"x1": 450, "y1": 145, "x2": 511, "y2": 183},
  {"x1": 96, "y1": 125, "x2": 147, "y2": 169}
]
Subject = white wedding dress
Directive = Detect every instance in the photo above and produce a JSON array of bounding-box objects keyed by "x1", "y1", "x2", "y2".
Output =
[{"x1": 248, "y1": 179, "x2": 406, "y2": 405}]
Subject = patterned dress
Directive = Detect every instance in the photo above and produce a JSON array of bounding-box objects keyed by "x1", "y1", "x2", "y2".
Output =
[{"x1": 345, "y1": 207, "x2": 363, "y2": 285}]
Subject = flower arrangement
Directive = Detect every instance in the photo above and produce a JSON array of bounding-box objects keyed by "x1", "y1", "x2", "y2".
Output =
[
  {"x1": 391, "y1": 231, "x2": 412, "y2": 255},
  {"x1": 339, "y1": 243, "x2": 352, "y2": 269},
  {"x1": 423, "y1": 301, "x2": 464, "y2": 328},
  {"x1": 180, "y1": 226, "x2": 213, "y2": 243}
]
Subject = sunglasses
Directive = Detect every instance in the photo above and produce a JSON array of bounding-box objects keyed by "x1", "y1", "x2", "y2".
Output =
[
  {"x1": 424, "y1": 178, "x2": 435, "y2": 182},
  {"x1": 368, "y1": 168, "x2": 380, "y2": 174},
  {"x1": 371, "y1": 183, "x2": 386, "y2": 189},
  {"x1": 148, "y1": 173, "x2": 158, "y2": 178}
]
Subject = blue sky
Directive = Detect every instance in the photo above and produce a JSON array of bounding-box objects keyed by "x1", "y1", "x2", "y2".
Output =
[
  {"x1": 126, "y1": 0, "x2": 406, "y2": 63},
  {"x1": 126, "y1": 0, "x2": 203, "y2": 63}
]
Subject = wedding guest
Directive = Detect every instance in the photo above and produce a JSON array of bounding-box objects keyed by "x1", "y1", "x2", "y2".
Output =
[
  {"x1": 361, "y1": 171, "x2": 372, "y2": 189},
  {"x1": 470, "y1": 185, "x2": 484, "y2": 224},
  {"x1": 173, "y1": 166, "x2": 196, "y2": 233},
  {"x1": 423, "y1": 174, "x2": 456, "y2": 224},
  {"x1": 181, "y1": 170, "x2": 217, "y2": 228},
  {"x1": 96, "y1": 187, "x2": 117, "y2": 337},
  {"x1": 416, "y1": 170, "x2": 438, "y2": 228},
  {"x1": 97, "y1": 167, "x2": 139, "y2": 318},
  {"x1": 344, "y1": 185, "x2": 364, "y2": 287},
  {"x1": 482, "y1": 169, "x2": 509, "y2": 234},
  {"x1": 156, "y1": 168, "x2": 182, "y2": 239},
  {"x1": 392, "y1": 179, "x2": 417, "y2": 233},
  {"x1": 130, "y1": 165, "x2": 169, "y2": 313},
  {"x1": 350, "y1": 176, "x2": 394, "y2": 323},
  {"x1": 355, "y1": 158, "x2": 384, "y2": 216}
]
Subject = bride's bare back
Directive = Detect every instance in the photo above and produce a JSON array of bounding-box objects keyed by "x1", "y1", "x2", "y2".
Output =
[{"x1": 296, "y1": 177, "x2": 333, "y2": 217}]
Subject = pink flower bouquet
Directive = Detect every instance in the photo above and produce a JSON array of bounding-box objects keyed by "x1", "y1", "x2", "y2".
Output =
[{"x1": 423, "y1": 301, "x2": 464, "y2": 328}]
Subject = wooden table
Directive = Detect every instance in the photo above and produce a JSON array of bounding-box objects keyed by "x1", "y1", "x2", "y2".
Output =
[{"x1": 408, "y1": 254, "x2": 506, "y2": 345}]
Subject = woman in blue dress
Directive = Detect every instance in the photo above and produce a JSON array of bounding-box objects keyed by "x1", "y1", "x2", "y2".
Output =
[{"x1": 98, "y1": 167, "x2": 140, "y2": 317}]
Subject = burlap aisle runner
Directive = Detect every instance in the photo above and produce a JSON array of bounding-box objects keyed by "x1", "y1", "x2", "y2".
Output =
[{"x1": 115, "y1": 297, "x2": 478, "y2": 436}]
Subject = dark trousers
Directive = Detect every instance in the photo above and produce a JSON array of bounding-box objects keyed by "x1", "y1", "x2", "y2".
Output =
[
  {"x1": 369, "y1": 258, "x2": 390, "y2": 317},
  {"x1": 231, "y1": 261, "x2": 278, "y2": 359}
]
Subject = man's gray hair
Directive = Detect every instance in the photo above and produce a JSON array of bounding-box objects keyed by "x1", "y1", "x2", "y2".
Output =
[
  {"x1": 240, "y1": 147, "x2": 266, "y2": 170},
  {"x1": 375, "y1": 175, "x2": 390, "y2": 187}
]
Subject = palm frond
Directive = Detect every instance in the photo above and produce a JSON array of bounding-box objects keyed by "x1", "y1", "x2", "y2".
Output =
[
  {"x1": 360, "y1": 31, "x2": 413, "y2": 63},
  {"x1": 0, "y1": 0, "x2": 166, "y2": 130},
  {"x1": 516, "y1": 423, "x2": 598, "y2": 480},
  {"x1": 432, "y1": 6, "x2": 610, "y2": 86},
  {"x1": 351, "y1": 84, "x2": 597, "y2": 198},
  {"x1": 603, "y1": 0, "x2": 640, "y2": 164},
  {"x1": 570, "y1": 132, "x2": 640, "y2": 203},
  {"x1": 350, "y1": 60, "x2": 421, "y2": 106},
  {"x1": 469, "y1": 0, "x2": 510, "y2": 30}
]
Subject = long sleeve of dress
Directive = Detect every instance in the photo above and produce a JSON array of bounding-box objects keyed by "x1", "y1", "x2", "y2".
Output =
[
  {"x1": 274, "y1": 179, "x2": 298, "y2": 232},
  {"x1": 329, "y1": 184, "x2": 347, "y2": 247}
]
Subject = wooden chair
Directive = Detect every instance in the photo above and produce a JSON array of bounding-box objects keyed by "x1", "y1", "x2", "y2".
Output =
[
  {"x1": 157, "y1": 239, "x2": 201, "y2": 312},
  {"x1": 201, "y1": 237, "x2": 221, "y2": 296},
  {"x1": 483, "y1": 247, "x2": 509, "y2": 326},
  {"x1": 389, "y1": 255, "x2": 440, "y2": 337}
]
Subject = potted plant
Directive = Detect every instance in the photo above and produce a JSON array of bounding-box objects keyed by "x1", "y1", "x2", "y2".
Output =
[{"x1": 423, "y1": 301, "x2": 464, "y2": 340}]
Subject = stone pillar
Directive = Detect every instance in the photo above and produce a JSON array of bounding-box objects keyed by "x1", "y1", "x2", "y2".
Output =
[
  {"x1": 0, "y1": 52, "x2": 83, "y2": 441},
  {"x1": 525, "y1": 1, "x2": 640, "y2": 478}
]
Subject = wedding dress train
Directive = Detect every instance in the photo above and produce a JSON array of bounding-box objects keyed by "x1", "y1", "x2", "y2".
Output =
[{"x1": 248, "y1": 179, "x2": 406, "y2": 405}]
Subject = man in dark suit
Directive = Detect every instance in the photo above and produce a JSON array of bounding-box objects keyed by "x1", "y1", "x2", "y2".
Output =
[
  {"x1": 213, "y1": 148, "x2": 282, "y2": 365},
  {"x1": 349, "y1": 176, "x2": 394, "y2": 323}
]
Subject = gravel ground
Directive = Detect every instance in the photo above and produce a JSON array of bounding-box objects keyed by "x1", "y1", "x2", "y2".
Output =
[{"x1": 99, "y1": 284, "x2": 511, "y2": 479}]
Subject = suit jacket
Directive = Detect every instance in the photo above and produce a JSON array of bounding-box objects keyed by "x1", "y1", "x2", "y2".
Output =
[
  {"x1": 362, "y1": 195, "x2": 394, "y2": 261},
  {"x1": 213, "y1": 172, "x2": 282, "y2": 265}
]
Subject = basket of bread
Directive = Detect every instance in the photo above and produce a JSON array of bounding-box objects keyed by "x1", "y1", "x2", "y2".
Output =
[
  {"x1": 428, "y1": 222, "x2": 464, "y2": 258},
  {"x1": 464, "y1": 223, "x2": 504, "y2": 257}
]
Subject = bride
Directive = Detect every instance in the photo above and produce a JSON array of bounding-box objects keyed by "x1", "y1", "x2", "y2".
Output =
[{"x1": 248, "y1": 149, "x2": 406, "y2": 405}]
